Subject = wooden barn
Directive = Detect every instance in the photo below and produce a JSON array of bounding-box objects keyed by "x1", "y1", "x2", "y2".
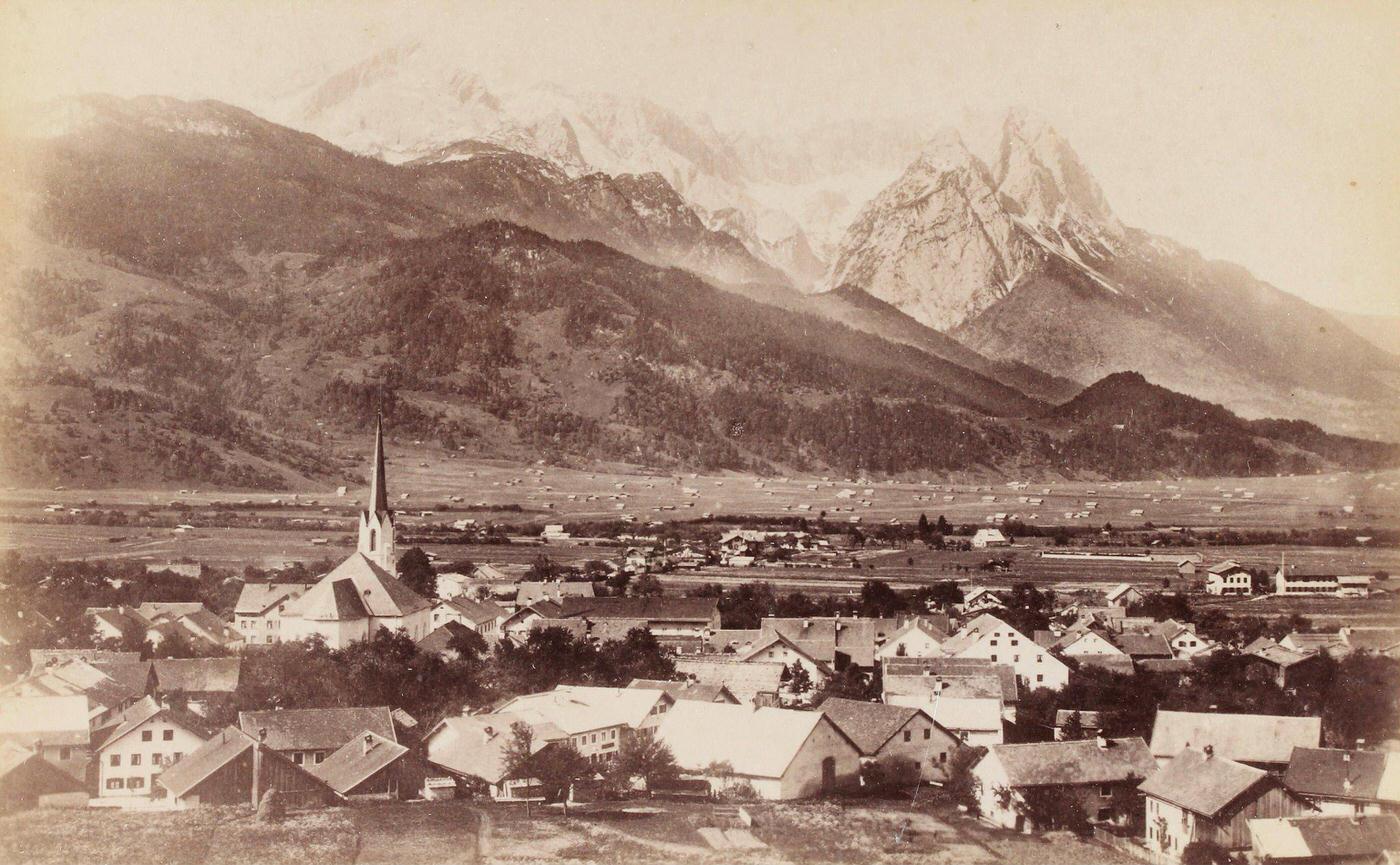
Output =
[{"x1": 156, "y1": 726, "x2": 338, "y2": 809}]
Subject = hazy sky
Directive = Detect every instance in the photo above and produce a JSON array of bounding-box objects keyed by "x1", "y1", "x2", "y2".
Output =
[{"x1": 3, "y1": 0, "x2": 1397, "y2": 315}]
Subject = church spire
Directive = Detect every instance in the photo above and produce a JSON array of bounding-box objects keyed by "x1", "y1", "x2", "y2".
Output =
[
  {"x1": 369, "y1": 412, "x2": 389, "y2": 517},
  {"x1": 358, "y1": 413, "x2": 395, "y2": 570}
]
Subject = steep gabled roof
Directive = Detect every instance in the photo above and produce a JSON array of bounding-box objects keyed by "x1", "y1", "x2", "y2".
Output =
[
  {"x1": 308, "y1": 730, "x2": 408, "y2": 794},
  {"x1": 1140, "y1": 747, "x2": 1274, "y2": 817},
  {"x1": 1104, "y1": 584, "x2": 1138, "y2": 602},
  {"x1": 153, "y1": 657, "x2": 241, "y2": 693},
  {"x1": 1150, "y1": 710, "x2": 1320, "y2": 765},
  {"x1": 881, "y1": 657, "x2": 1018, "y2": 702},
  {"x1": 818, "y1": 698, "x2": 937, "y2": 755},
  {"x1": 1284, "y1": 748, "x2": 1400, "y2": 805},
  {"x1": 97, "y1": 696, "x2": 217, "y2": 752},
  {"x1": 285, "y1": 553, "x2": 429, "y2": 621},
  {"x1": 673, "y1": 657, "x2": 783, "y2": 703},
  {"x1": 655, "y1": 702, "x2": 854, "y2": 779},
  {"x1": 990, "y1": 737, "x2": 1155, "y2": 787},
  {"x1": 234, "y1": 583, "x2": 303, "y2": 615},
  {"x1": 417, "y1": 621, "x2": 476, "y2": 655},
  {"x1": 1249, "y1": 813, "x2": 1400, "y2": 860},
  {"x1": 157, "y1": 725, "x2": 337, "y2": 800},
  {"x1": 739, "y1": 632, "x2": 835, "y2": 676},
  {"x1": 425, "y1": 711, "x2": 564, "y2": 784},
  {"x1": 239, "y1": 706, "x2": 396, "y2": 752}
]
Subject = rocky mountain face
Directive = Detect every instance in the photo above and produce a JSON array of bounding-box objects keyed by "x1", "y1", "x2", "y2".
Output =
[
  {"x1": 7, "y1": 94, "x2": 1393, "y2": 488},
  {"x1": 824, "y1": 112, "x2": 1400, "y2": 440},
  {"x1": 265, "y1": 42, "x2": 930, "y2": 288}
]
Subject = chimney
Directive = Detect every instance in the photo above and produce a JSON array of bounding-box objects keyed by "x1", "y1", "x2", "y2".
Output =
[
  {"x1": 1203, "y1": 745, "x2": 1214, "y2": 759},
  {"x1": 362, "y1": 734, "x2": 374, "y2": 755},
  {"x1": 1096, "y1": 735, "x2": 1110, "y2": 750},
  {"x1": 482, "y1": 725, "x2": 495, "y2": 743},
  {"x1": 1343, "y1": 753, "x2": 1352, "y2": 763}
]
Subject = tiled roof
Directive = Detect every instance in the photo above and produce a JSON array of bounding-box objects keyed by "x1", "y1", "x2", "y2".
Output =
[
  {"x1": 307, "y1": 730, "x2": 408, "y2": 794},
  {"x1": 626, "y1": 679, "x2": 736, "y2": 703},
  {"x1": 1075, "y1": 654, "x2": 1136, "y2": 675},
  {"x1": 1150, "y1": 710, "x2": 1320, "y2": 765},
  {"x1": 673, "y1": 657, "x2": 784, "y2": 703},
  {"x1": 1140, "y1": 747, "x2": 1273, "y2": 816},
  {"x1": 927, "y1": 696, "x2": 1003, "y2": 732},
  {"x1": 0, "y1": 695, "x2": 91, "y2": 747},
  {"x1": 154, "y1": 658, "x2": 241, "y2": 693},
  {"x1": 29, "y1": 649, "x2": 139, "y2": 671},
  {"x1": 883, "y1": 673, "x2": 1003, "y2": 703},
  {"x1": 818, "y1": 697, "x2": 928, "y2": 754},
  {"x1": 494, "y1": 686, "x2": 668, "y2": 735},
  {"x1": 417, "y1": 621, "x2": 476, "y2": 655},
  {"x1": 739, "y1": 632, "x2": 835, "y2": 675},
  {"x1": 656, "y1": 702, "x2": 852, "y2": 779},
  {"x1": 991, "y1": 737, "x2": 1155, "y2": 787},
  {"x1": 881, "y1": 657, "x2": 1018, "y2": 702},
  {"x1": 1249, "y1": 813, "x2": 1400, "y2": 860},
  {"x1": 1111, "y1": 633, "x2": 1173, "y2": 658},
  {"x1": 527, "y1": 617, "x2": 589, "y2": 641},
  {"x1": 1284, "y1": 748, "x2": 1400, "y2": 804},
  {"x1": 1249, "y1": 644, "x2": 1316, "y2": 668},
  {"x1": 285, "y1": 553, "x2": 428, "y2": 621},
  {"x1": 158, "y1": 725, "x2": 335, "y2": 800},
  {"x1": 516, "y1": 581, "x2": 596, "y2": 608},
  {"x1": 1207, "y1": 560, "x2": 1246, "y2": 575},
  {"x1": 589, "y1": 618, "x2": 653, "y2": 642},
  {"x1": 558, "y1": 596, "x2": 718, "y2": 623},
  {"x1": 438, "y1": 597, "x2": 504, "y2": 625},
  {"x1": 234, "y1": 583, "x2": 304, "y2": 615},
  {"x1": 239, "y1": 706, "x2": 395, "y2": 752},
  {"x1": 425, "y1": 711, "x2": 563, "y2": 784},
  {"x1": 97, "y1": 696, "x2": 217, "y2": 752}
]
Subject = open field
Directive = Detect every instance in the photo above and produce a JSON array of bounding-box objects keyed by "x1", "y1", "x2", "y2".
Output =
[
  {"x1": 0, "y1": 798, "x2": 1138, "y2": 865},
  {"x1": 4, "y1": 455, "x2": 1398, "y2": 532}
]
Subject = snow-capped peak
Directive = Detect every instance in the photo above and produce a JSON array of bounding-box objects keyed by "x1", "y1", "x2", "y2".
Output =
[{"x1": 995, "y1": 107, "x2": 1123, "y2": 242}]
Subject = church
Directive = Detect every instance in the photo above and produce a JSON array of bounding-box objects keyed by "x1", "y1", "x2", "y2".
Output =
[{"x1": 273, "y1": 417, "x2": 433, "y2": 648}]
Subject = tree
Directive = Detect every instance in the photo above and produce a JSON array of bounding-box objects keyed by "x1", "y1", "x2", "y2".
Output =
[
  {"x1": 1181, "y1": 840, "x2": 1232, "y2": 865},
  {"x1": 786, "y1": 663, "x2": 814, "y2": 699},
  {"x1": 917, "y1": 513, "x2": 931, "y2": 539},
  {"x1": 610, "y1": 730, "x2": 680, "y2": 794},
  {"x1": 858, "y1": 580, "x2": 906, "y2": 618},
  {"x1": 945, "y1": 745, "x2": 985, "y2": 815},
  {"x1": 528, "y1": 554, "x2": 557, "y2": 581},
  {"x1": 936, "y1": 515, "x2": 952, "y2": 535},
  {"x1": 396, "y1": 547, "x2": 437, "y2": 600},
  {"x1": 631, "y1": 573, "x2": 663, "y2": 597},
  {"x1": 1060, "y1": 710, "x2": 1087, "y2": 741},
  {"x1": 500, "y1": 721, "x2": 592, "y2": 815}
]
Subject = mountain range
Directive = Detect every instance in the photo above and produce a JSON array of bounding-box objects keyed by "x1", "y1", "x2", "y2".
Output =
[{"x1": 0, "y1": 90, "x2": 1395, "y2": 489}]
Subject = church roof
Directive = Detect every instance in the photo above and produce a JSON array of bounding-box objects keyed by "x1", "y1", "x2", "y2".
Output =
[
  {"x1": 285, "y1": 554, "x2": 429, "y2": 622},
  {"x1": 369, "y1": 414, "x2": 390, "y2": 517}
]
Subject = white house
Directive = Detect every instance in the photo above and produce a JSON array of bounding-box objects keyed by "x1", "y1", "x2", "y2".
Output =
[
  {"x1": 874, "y1": 620, "x2": 947, "y2": 661},
  {"x1": 233, "y1": 583, "x2": 311, "y2": 645},
  {"x1": 492, "y1": 686, "x2": 675, "y2": 766},
  {"x1": 941, "y1": 614, "x2": 1070, "y2": 690},
  {"x1": 974, "y1": 737, "x2": 1157, "y2": 832},
  {"x1": 1205, "y1": 561, "x2": 1253, "y2": 596},
  {"x1": 96, "y1": 696, "x2": 213, "y2": 801},
  {"x1": 654, "y1": 702, "x2": 862, "y2": 799},
  {"x1": 960, "y1": 588, "x2": 1006, "y2": 614},
  {"x1": 971, "y1": 529, "x2": 1010, "y2": 549},
  {"x1": 739, "y1": 633, "x2": 833, "y2": 690},
  {"x1": 818, "y1": 698, "x2": 962, "y2": 783},
  {"x1": 1104, "y1": 584, "x2": 1145, "y2": 608},
  {"x1": 1283, "y1": 748, "x2": 1400, "y2": 816}
]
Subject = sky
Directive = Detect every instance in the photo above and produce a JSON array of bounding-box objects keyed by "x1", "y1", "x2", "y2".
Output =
[{"x1": 3, "y1": 0, "x2": 1397, "y2": 315}]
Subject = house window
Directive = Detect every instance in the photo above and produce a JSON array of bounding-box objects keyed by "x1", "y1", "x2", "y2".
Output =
[
  {"x1": 1096, "y1": 807, "x2": 1111, "y2": 821},
  {"x1": 142, "y1": 730, "x2": 153, "y2": 742},
  {"x1": 923, "y1": 729, "x2": 931, "y2": 740},
  {"x1": 1036, "y1": 674, "x2": 1044, "y2": 683},
  {"x1": 106, "y1": 778, "x2": 124, "y2": 790},
  {"x1": 294, "y1": 753, "x2": 304, "y2": 765},
  {"x1": 990, "y1": 640, "x2": 998, "y2": 646},
  {"x1": 131, "y1": 754, "x2": 142, "y2": 766},
  {"x1": 173, "y1": 753, "x2": 182, "y2": 762},
  {"x1": 59, "y1": 747, "x2": 71, "y2": 760},
  {"x1": 152, "y1": 754, "x2": 162, "y2": 765},
  {"x1": 939, "y1": 752, "x2": 947, "y2": 764},
  {"x1": 990, "y1": 655, "x2": 997, "y2": 662},
  {"x1": 110, "y1": 754, "x2": 121, "y2": 767},
  {"x1": 128, "y1": 777, "x2": 145, "y2": 789},
  {"x1": 903, "y1": 730, "x2": 912, "y2": 742},
  {"x1": 1014, "y1": 655, "x2": 1020, "y2": 663},
  {"x1": 1100, "y1": 785, "x2": 1113, "y2": 797},
  {"x1": 163, "y1": 730, "x2": 174, "y2": 741},
  {"x1": 315, "y1": 752, "x2": 326, "y2": 764}
]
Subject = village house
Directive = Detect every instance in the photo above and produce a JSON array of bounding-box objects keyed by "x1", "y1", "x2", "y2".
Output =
[
  {"x1": 737, "y1": 632, "x2": 834, "y2": 690},
  {"x1": 1104, "y1": 584, "x2": 1146, "y2": 608},
  {"x1": 1280, "y1": 631, "x2": 1351, "y2": 658},
  {"x1": 492, "y1": 686, "x2": 676, "y2": 766},
  {"x1": 1205, "y1": 561, "x2": 1254, "y2": 596},
  {"x1": 232, "y1": 581, "x2": 313, "y2": 645},
  {"x1": 672, "y1": 657, "x2": 784, "y2": 705},
  {"x1": 973, "y1": 736, "x2": 1157, "y2": 832},
  {"x1": 1246, "y1": 813, "x2": 1400, "y2": 865},
  {"x1": 557, "y1": 596, "x2": 721, "y2": 647},
  {"x1": 1140, "y1": 747, "x2": 1314, "y2": 862},
  {"x1": 881, "y1": 674, "x2": 1005, "y2": 746},
  {"x1": 94, "y1": 695, "x2": 214, "y2": 801},
  {"x1": 151, "y1": 658, "x2": 241, "y2": 715},
  {"x1": 818, "y1": 697, "x2": 961, "y2": 783},
  {"x1": 499, "y1": 601, "x2": 565, "y2": 644},
  {"x1": 0, "y1": 695, "x2": 92, "y2": 783},
  {"x1": 625, "y1": 679, "x2": 739, "y2": 704},
  {"x1": 429, "y1": 596, "x2": 505, "y2": 642},
  {"x1": 156, "y1": 725, "x2": 338, "y2": 809},
  {"x1": 307, "y1": 730, "x2": 416, "y2": 800},
  {"x1": 971, "y1": 528, "x2": 1011, "y2": 549},
  {"x1": 238, "y1": 706, "x2": 398, "y2": 768},
  {"x1": 1149, "y1": 710, "x2": 1322, "y2": 770},
  {"x1": 874, "y1": 619, "x2": 949, "y2": 661},
  {"x1": 1284, "y1": 748, "x2": 1400, "y2": 816},
  {"x1": 2, "y1": 658, "x2": 151, "y2": 731},
  {"x1": 940, "y1": 613, "x2": 1070, "y2": 690},
  {"x1": 654, "y1": 702, "x2": 862, "y2": 799},
  {"x1": 882, "y1": 656, "x2": 1020, "y2": 720},
  {"x1": 512, "y1": 581, "x2": 596, "y2": 612},
  {"x1": 961, "y1": 588, "x2": 1007, "y2": 614},
  {"x1": 1275, "y1": 567, "x2": 1373, "y2": 598},
  {"x1": 417, "y1": 621, "x2": 479, "y2": 660},
  {"x1": 1244, "y1": 643, "x2": 1327, "y2": 689},
  {"x1": 423, "y1": 710, "x2": 565, "y2": 800},
  {"x1": 0, "y1": 741, "x2": 86, "y2": 811},
  {"x1": 1158, "y1": 621, "x2": 1218, "y2": 659}
]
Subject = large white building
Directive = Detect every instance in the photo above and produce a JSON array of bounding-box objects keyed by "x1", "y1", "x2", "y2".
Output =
[
  {"x1": 271, "y1": 419, "x2": 431, "y2": 648},
  {"x1": 941, "y1": 614, "x2": 1070, "y2": 691}
]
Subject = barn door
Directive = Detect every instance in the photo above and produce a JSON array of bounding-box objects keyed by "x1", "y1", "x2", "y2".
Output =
[{"x1": 821, "y1": 757, "x2": 836, "y2": 794}]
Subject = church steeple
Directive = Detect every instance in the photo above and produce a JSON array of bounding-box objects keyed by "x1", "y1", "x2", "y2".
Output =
[{"x1": 357, "y1": 413, "x2": 395, "y2": 571}]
